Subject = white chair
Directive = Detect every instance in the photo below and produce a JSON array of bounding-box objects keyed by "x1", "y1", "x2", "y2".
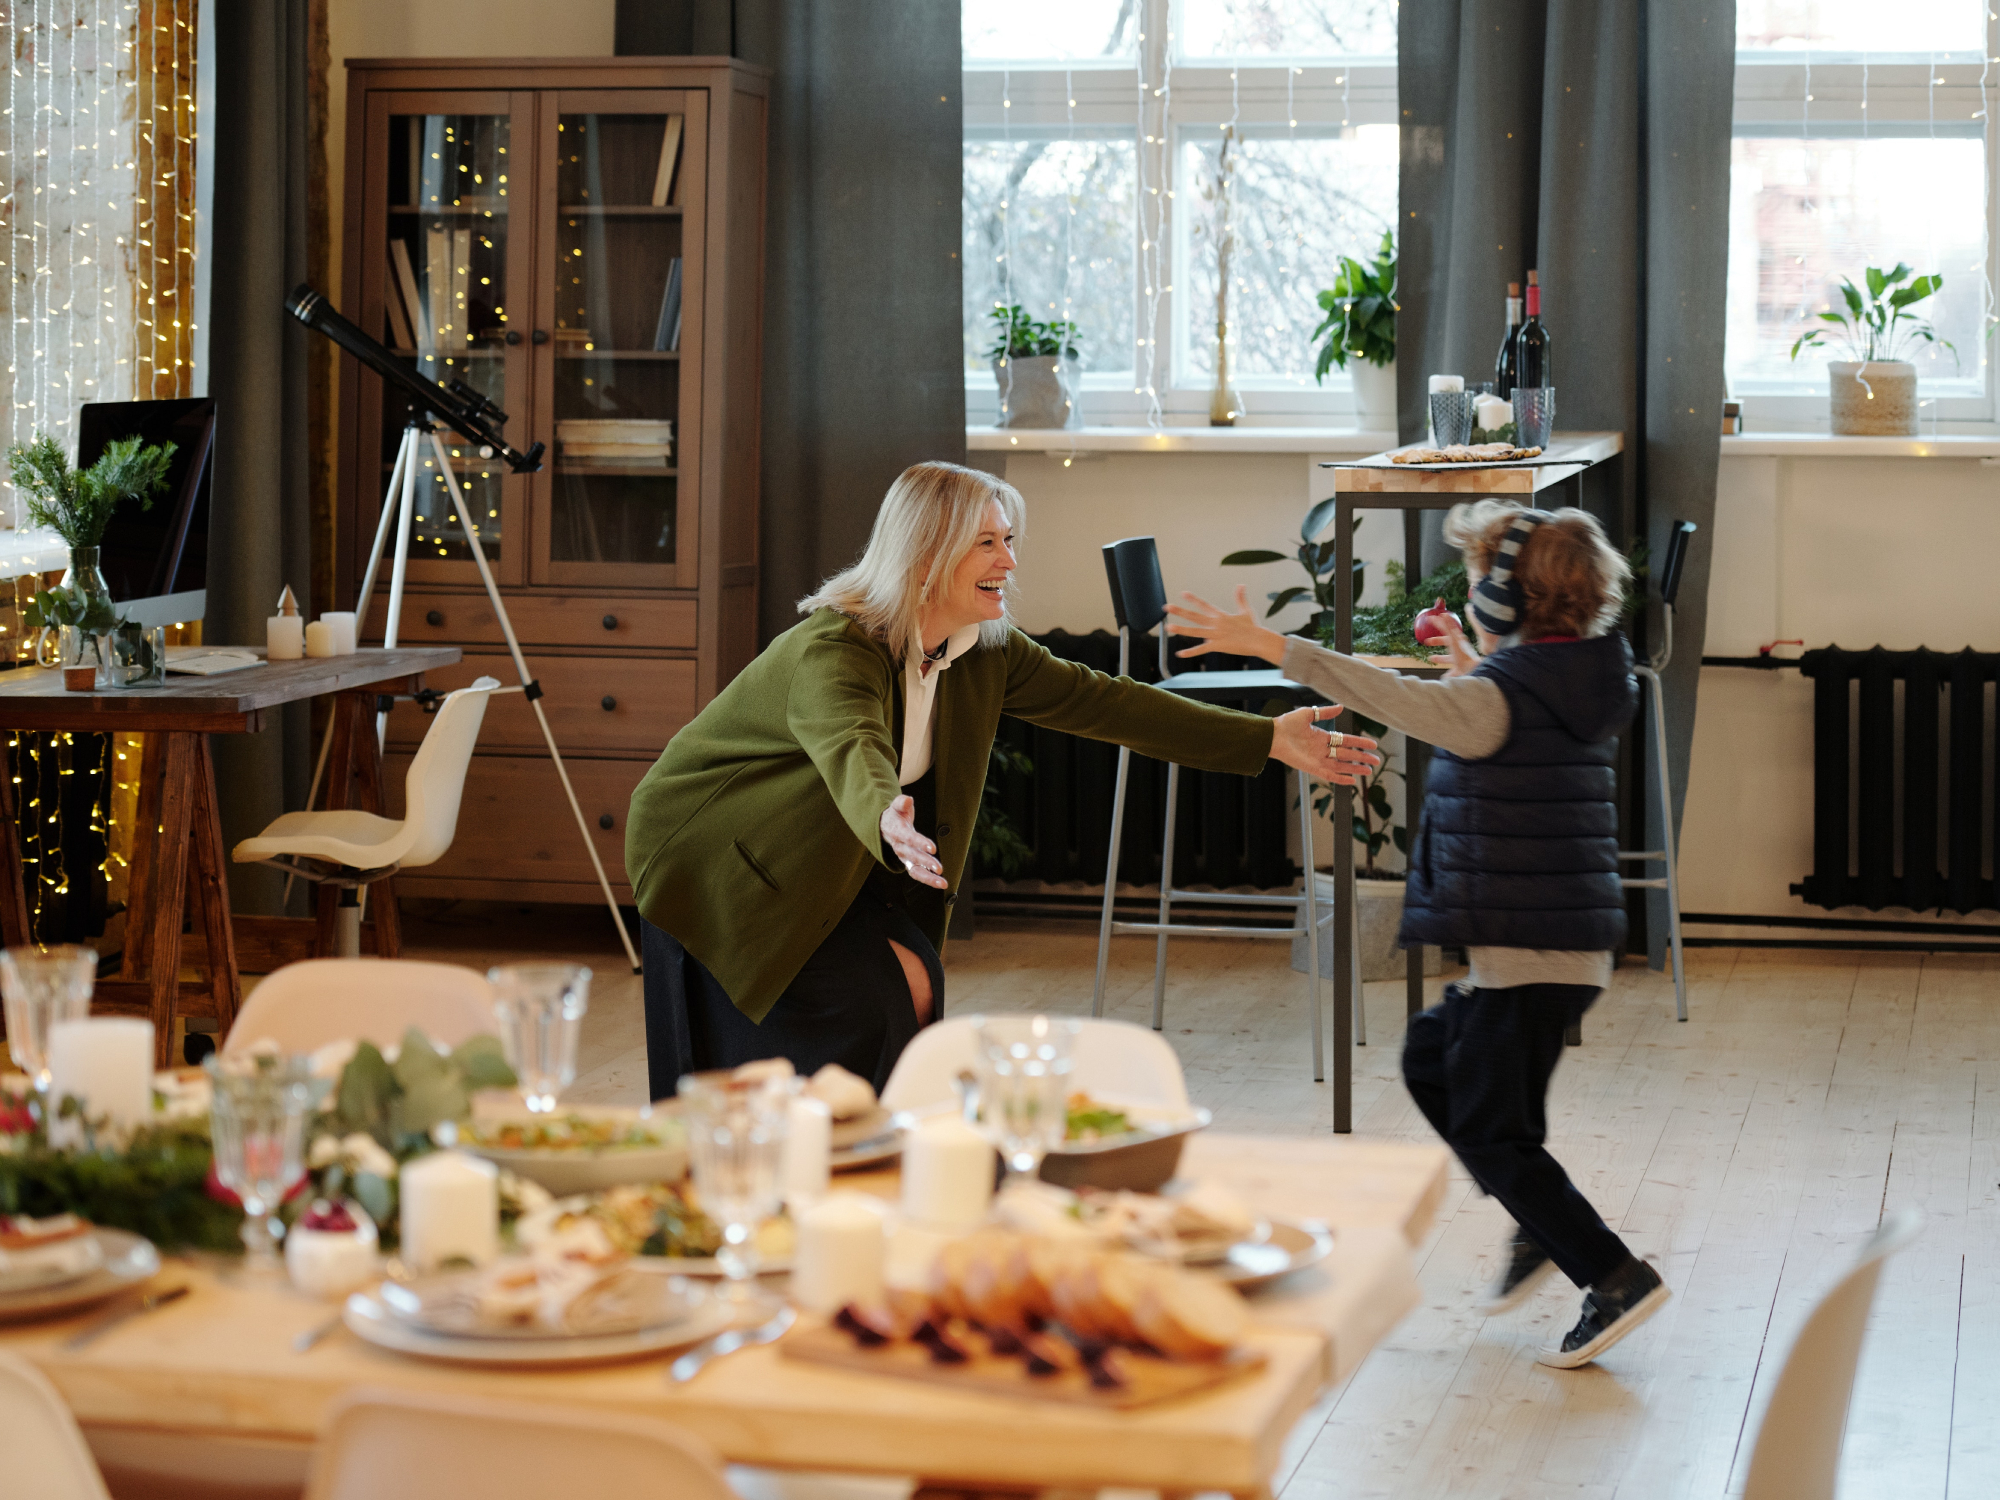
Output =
[
  {"x1": 882, "y1": 1015, "x2": 1191, "y2": 1115},
  {"x1": 1741, "y1": 1209, "x2": 1923, "y2": 1500},
  {"x1": 0, "y1": 1352, "x2": 113, "y2": 1500},
  {"x1": 233, "y1": 677, "x2": 500, "y2": 957},
  {"x1": 303, "y1": 1386, "x2": 736, "y2": 1500},
  {"x1": 223, "y1": 958, "x2": 495, "y2": 1055}
]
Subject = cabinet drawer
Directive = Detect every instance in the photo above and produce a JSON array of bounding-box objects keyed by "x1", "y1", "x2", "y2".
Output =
[
  {"x1": 385, "y1": 654, "x2": 697, "y2": 753},
  {"x1": 364, "y1": 591, "x2": 696, "y2": 650},
  {"x1": 385, "y1": 752, "x2": 649, "y2": 891}
]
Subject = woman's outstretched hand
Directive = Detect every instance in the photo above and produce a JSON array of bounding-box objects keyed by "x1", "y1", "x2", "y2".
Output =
[
  {"x1": 1270, "y1": 705, "x2": 1384, "y2": 786},
  {"x1": 1165, "y1": 586, "x2": 1290, "y2": 665},
  {"x1": 882, "y1": 795, "x2": 950, "y2": 890},
  {"x1": 1435, "y1": 611, "x2": 1482, "y2": 678}
]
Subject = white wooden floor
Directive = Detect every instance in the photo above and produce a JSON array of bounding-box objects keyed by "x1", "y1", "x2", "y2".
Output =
[{"x1": 405, "y1": 905, "x2": 1997, "y2": 1500}]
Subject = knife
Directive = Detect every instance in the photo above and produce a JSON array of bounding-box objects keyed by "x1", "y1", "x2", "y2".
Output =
[{"x1": 62, "y1": 1283, "x2": 191, "y2": 1351}]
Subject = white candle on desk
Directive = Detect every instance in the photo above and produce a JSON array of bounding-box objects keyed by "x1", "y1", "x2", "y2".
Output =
[
  {"x1": 47, "y1": 1018, "x2": 153, "y2": 1133},
  {"x1": 783, "y1": 1095, "x2": 832, "y2": 1208},
  {"x1": 1475, "y1": 394, "x2": 1514, "y2": 431},
  {"x1": 900, "y1": 1115, "x2": 994, "y2": 1231},
  {"x1": 791, "y1": 1192, "x2": 886, "y2": 1314},
  {"x1": 268, "y1": 585, "x2": 303, "y2": 661},
  {"x1": 1427, "y1": 374, "x2": 1465, "y2": 393},
  {"x1": 399, "y1": 1150, "x2": 499, "y2": 1271},
  {"x1": 303, "y1": 621, "x2": 335, "y2": 659},
  {"x1": 321, "y1": 612, "x2": 357, "y2": 655}
]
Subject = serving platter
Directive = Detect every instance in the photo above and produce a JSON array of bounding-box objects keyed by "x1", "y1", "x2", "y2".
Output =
[
  {"x1": 462, "y1": 1103, "x2": 688, "y2": 1195},
  {"x1": 0, "y1": 1230, "x2": 160, "y2": 1325},
  {"x1": 343, "y1": 1281, "x2": 735, "y2": 1368},
  {"x1": 514, "y1": 1193, "x2": 795, "y2": 1277}
]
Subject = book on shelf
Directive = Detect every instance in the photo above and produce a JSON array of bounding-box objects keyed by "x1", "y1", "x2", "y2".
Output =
[
  {"x1": 653, "y1": 115, "x2": 684, "y2": 207},
  {"x1": 424, "y1": 223, "x2": 452, "y2": 352},
  {"x1": 556, "y1": 418, "x2": 673, "y2": 444},
  {"x1": 390, "y1": 239, "x2": 428, "y2": 356},
  {"x1": 561, "y1": 444, "x2": 674, "y2": 464},
  {"x1": 653, "y1": 258, "x2": 682, "y2": 352},
  {"x1": 383, "y1": 249, "x2": 416, "y2": 348},
  {"x1": 451, "y1": 228, "x2": 472, "y2": 351}
]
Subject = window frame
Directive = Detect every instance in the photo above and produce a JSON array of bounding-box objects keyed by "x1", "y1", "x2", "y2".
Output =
[{"x1": 962, "y1": 1, "x2": 1398, "y2": 425}]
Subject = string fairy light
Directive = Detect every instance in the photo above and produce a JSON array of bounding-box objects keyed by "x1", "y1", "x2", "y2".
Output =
[{"x1": 1134, "y1": 18, "x2": 1173, "y2": 425}]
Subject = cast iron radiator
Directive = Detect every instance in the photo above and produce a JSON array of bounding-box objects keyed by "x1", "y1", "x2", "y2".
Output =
[
  {"x1": 1792, "y1": 646, "x2": 2000, "y2": 913},
  {"x1": 978, "y1": 629, "x2": 1297, "y2": 890}
]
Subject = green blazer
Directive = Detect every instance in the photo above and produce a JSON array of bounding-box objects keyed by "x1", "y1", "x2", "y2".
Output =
[{"x1": 625, "y1": 608, "x2": 1274, "y2": 1022}]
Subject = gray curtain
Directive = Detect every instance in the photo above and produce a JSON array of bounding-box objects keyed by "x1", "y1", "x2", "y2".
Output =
[
  {"x1": 617, "y1": 0, "x2": 967, "y2": 643},
  {"x1": 203, "y1": 0, "x2": 314, "y2": 914},
  {"x1": 1399, "y1": 1, "x2": 1735, "y2": 965}
]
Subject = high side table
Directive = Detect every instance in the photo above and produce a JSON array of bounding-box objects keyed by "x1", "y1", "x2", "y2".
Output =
[
  {"x1": 0, "y1": 648, "x2": 460, "y2": 1063},
  {"x1": 1322, "y1": 432, "x2": 1626, "y2": 1132}
]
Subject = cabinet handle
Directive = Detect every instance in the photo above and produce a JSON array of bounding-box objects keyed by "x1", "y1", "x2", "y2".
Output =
[
  {"x1": 531, "y1": 329, "x2": 550, "y2": 346},
  {"x1": 425, "y1": 610, "x2": 444, "y2": 627},
  {"x1": 504, "y1": 330, "x2": 523, "y2": 346},
  {"x1": 598, "y1": 813, "x2": 615, "y2": 831},
  {"x1": 601, "y1": 695, "x2": 617, "y2": 711},
  {"x1": 602, "y1": 614, "x2": 618, "y2": 631}
]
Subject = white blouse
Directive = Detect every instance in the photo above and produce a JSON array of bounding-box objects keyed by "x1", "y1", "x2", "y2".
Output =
[{"x1": 898, "y1": 625, "x2": 981, "y2": 784}]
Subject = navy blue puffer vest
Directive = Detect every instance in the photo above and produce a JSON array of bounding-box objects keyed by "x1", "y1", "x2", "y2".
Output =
[{"x1": 1397, "y1": 633, "x2": 1638, "y2": 952}]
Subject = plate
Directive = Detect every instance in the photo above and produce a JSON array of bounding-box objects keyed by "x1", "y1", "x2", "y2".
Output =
[
  {"x1": 1178, "y1": 1216, "x2": 1271, "y2": 1267},
  {"x1": 831, "y1": 1113, "x2": 903, "y2": 1173},
  {"x1": 343, "y1": 1283, "x2": 736, "y2": 1367},
  {"x1": 462, "y1": 1104, "x2": 688, "y2": 1195},
  {"x1": 377, "y1": 1261, "x2": 710, "y2": 1341},
  {"x1": 515, "y1": 1193, "x2": 795, "y2": 1277},
  {"x1": 1212, "y1": 1218, "x2": 1333, "y2": 1292},
  {"x1": 829, "y1": 1105, "x2": 893, "y2": 1151},
  {"x1": 0, "y1": 1230, "x2": 160, "y2": 1325}
]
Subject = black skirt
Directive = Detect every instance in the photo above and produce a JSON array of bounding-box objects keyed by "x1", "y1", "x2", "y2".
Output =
[{"x1": 641, "y1": 791, "x2": 947, "y2": 1099}]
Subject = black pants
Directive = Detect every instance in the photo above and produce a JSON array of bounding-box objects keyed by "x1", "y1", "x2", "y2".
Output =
[
  {"x1": 642, "y1": 864, "x2": 945, "y2": 1101},
  {"x1": 1402, "y1": 981, "x2": 1630, "y2": 1289}
]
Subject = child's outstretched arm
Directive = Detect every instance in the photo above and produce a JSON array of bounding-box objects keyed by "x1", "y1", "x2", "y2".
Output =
[{"x1": 1168, "y1": 587, "x2": 1510, "y2": 759}]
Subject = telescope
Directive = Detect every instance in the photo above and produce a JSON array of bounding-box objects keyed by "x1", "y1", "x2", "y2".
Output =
[{"x1": 285, "y1": 284, "x2": 544, "y2": 474}]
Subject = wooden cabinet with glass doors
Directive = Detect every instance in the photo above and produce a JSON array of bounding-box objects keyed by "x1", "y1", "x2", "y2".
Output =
[{"x1": 337, "y1": 57, "x2": 767, "y2": 903}]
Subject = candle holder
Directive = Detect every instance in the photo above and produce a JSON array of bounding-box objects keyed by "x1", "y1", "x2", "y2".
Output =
[
  {"x1": 1428, "y1": 390, "x2": 1478, "y2": 447},
  {"x1": 677, "y1": 1067, "x2": 798, "y2": 1316},
  {"x1": 0, "y1": 945, "x2": 97, "y2": 1098},
  {"x1": 205, "y1": 1054, "x2": 319, "y2": 1272},
  {"x1": 488, "y1": 963, "x2": 591, "y2": 1113},
  {"x1": 1514, "y1": 386, "x2": 1557, "y2": 449},
  {"x1": 970, "y1": 1013, "x2": 1080, "y2": 1189}
]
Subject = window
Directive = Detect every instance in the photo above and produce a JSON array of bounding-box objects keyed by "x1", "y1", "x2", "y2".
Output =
[
  {"x1": 1726, "y1": 4, "x2": 1997, "y2": 425},
  {"x1": 962, "y1": 1, "x2": 1398, "y2": 424}
]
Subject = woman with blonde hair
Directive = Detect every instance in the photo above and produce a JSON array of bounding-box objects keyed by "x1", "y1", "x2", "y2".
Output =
[{"x1": 626, "y1": 460, "x2": 1382, "y2": 1095}]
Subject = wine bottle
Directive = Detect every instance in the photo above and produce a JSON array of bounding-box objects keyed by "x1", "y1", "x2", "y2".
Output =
[
  {"x1": 1494, "y1": 282, "x2": 1523, "y2": 400},
  {"x1": 1516, "y1": 269, "x2": 1550, "y2": 390}
]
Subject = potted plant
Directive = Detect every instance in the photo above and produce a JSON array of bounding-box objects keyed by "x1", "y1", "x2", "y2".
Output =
[
  {"x1": 987, "y1": 304, "x2": 1082, "y2": 429},
  {"x1": 1312, "y1": 230, "x2": 1398, "y2": 431},
  {"x1": 1789, "y1": 262, "x2": 1955, "y2": 436},
  {"x1": 7, "y1": 432, "x2": 175, "y2": 680}
]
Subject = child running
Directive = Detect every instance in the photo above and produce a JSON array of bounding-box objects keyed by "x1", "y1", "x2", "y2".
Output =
[{"x1": 1168, "y1": 499, "x2": 1668, "y2": 1368}]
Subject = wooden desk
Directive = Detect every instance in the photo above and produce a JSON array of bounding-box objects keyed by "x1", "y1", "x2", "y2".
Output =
[
  {"x1": 1320, "y1": 433, "x2": 1628, "y2": 1133},
  {"x1": 2, "y1": 1135, "x2": 1450, "y2": 1498},
  {"x1": 0, "y1": 649, "x2": 461, "y2": 1063}
]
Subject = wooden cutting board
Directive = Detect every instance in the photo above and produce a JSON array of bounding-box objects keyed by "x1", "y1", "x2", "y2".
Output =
[{"x1": 781, "y1": 1322, "x2": 1268, "y2": 1410}]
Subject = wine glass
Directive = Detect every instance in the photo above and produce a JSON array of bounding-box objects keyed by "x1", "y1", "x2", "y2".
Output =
[
  {"x1": 204, "y1": 1053, "x2": 318, "y2": 1272},
  {"x1": 677, "y1": 1068, "x2": 798, "y2": 1315},
  {"x1": 0, "y1": 945, "x2": 97, "y2": 1097},
  {"x1": 972, "y1": 1013, "x2": 1080, "y2": 1188},
  {"x1": 488, "y1": 963, "x2": 591, "y2": 1113}
]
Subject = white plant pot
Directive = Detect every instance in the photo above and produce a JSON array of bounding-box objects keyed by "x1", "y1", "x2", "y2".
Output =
[
  {"x1": 993, "y1": 354, "x2": 1079, "y2": 429},
  {"x1": 1348, "y1": 357, "x2": 1397, "y2": 431},
  {"x1": 1291, "y1": 872, "x2": 1441, "y2": 983},
  {"x1": 1828, "y1": 361, "x2": 1917, "y2": 435}
]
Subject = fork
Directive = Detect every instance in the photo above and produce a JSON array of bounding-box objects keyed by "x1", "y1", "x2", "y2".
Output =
[{"x1": 667, "y1": 1304, "x2": 795, "y2": 1383}]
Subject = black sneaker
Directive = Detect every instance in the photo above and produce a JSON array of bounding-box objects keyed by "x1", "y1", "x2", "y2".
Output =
[
  {"x1": 1479, "y1": 1227, "x2": 1555, "y2": 1316},
  {"x1": 1537, "y1": 1256, "x2": 1669, "y2": 1368}
]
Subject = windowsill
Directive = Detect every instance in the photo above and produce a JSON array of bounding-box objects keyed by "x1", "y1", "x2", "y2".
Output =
[
  {"x1": 1721, "y1": 432, "x2": 2000, "y2": 458},
  {"x1": 967, "y1": 425, "x2": 1397, "y2": 455}
]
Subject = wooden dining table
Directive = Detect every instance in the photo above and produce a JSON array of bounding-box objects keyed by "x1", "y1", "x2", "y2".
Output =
[{"x1": 0, "y1": 1132, "x2": 1450, "y2": 1498}]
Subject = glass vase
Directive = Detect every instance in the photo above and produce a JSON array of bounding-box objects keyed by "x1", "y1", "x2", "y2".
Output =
[{"x1": 58, "y1": 547, "x2": 115, "y2": 687}]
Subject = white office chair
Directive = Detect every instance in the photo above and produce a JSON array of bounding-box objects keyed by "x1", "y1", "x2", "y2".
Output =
[
  {"x1": 1741, "y1": 1210, "x2": 1923, "y2": 1500},
  {"x1": 222, "y1": 958, "x2": 495, "y2": 1055},
  {"x1": 233, "y1": 677, "x2": 499, "y2": 957},
  {"x1": 882, "y1": 1014, "x2": 1191, "y2": 1115},
  {"x1": 0, "y1": 1352, "x2": 113, "y2": 1500}
]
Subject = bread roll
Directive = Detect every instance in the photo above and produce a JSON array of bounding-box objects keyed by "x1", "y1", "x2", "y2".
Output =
[{"x1": 1131, "y1": 1269, "x2": 1248, "y2": 1360}]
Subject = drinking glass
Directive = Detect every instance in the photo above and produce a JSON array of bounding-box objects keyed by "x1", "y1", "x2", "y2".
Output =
[
  {"x1": 1514, "y1": 386, "x2": 1557, "y2": 448},
  {"x1": 678, "y1": 1068, "x2": 798, "y2": 1312},
  {"x1": 0, "y1": 945, "x2": 97, "y2": 1095},
  {"x1": 1429, "y1": 390, "x2": 1477, "y2": 447},
  {"x1": 488, "y1": 963, "x2": 592, "y2": 1113},
  {"x1": 205, "y1": 1054, "x2": 317, "y2": 1271},
  {"x1": 972, "y1": 1014, "x2": 1080, "y2": 1188}
]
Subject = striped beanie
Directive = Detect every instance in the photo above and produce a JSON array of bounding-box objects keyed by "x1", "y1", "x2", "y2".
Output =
[{"x1": 1468, "y1": 508, "x2": 1548, "y2": 638}]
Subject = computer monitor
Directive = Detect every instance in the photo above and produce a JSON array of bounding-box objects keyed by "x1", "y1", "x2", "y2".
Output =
[{"x1": 75, "y1": 398, "x2": 215, "y2": 631}]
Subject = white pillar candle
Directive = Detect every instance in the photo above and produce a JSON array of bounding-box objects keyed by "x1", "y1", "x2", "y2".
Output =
[
  {"x1": 783, "y1": 1095, "x2": 832, "y2": 1208},
  {"x1": 398, "y1": 1149, "x2": 499, "y2": 1272},
  {"x1": 303, "y1": 621, "x2": 335, "y2": 658},
  {"x1": 899, "y1": 1114, "x2": 994, "y2": 1232},
  {"x1": 791, "y1": 1192, "x2": 887, "y2": 1314},
  {"x1": 1427, "y1": 374, "x2": 1465, "y2": 393},
  {"x1": 266, "y1": 615, "x2": 304, "y2": 661},
  {"x1": 47, "y1": 1018, "x2": 153, "y2": 1134},
  {"x1": 1475, "y1": 394, "x2": 1514, "y2": 431},
  {"x1": 321, "y1": 612, "x2": 357, "y2": 655}
]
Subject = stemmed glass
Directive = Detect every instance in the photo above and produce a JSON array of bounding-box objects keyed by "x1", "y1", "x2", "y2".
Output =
[
  {"x1": 677, "y1": 1068, "x2": 799, "y2": 1315},
  {"x1": 0, "y1": 945, "x2": 98, "y2": 1097},
  {"x1": 205, "y1": 1054, "x2": 318, "y2": 1272},
  {"x1": 972, "y1": 1013, "x2": 1080, "y2": 1188},
  {"x1": 488, "y1": 963, "x2": 592, "y2": 1113}
]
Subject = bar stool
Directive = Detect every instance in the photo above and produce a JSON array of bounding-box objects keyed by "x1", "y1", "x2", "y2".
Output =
[
  {"x1": 1090, "y1": 536, "x2": 1355, "y2": 1082},
  {"x1": 1618, "y1": 520, "x2": 1696, "y2": 1022}
]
